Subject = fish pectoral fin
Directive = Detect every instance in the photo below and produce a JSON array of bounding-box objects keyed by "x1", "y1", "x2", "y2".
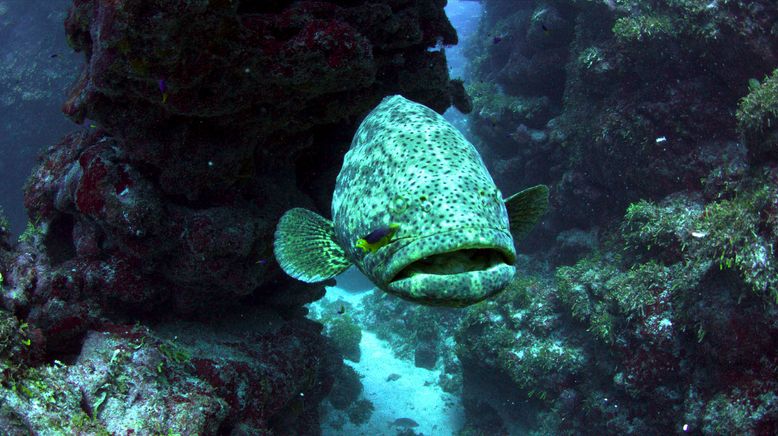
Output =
[
  {"x1": 273, "y1": 208, "x2": 351, "y2": 283},
  {"x1": 504, "y1": 184, "x2": 549, "y2": 241}
]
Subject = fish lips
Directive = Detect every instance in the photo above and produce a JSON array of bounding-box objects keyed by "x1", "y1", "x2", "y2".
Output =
[{"x1": 379, "y1": 228, "x2": 517, "y2": 307}]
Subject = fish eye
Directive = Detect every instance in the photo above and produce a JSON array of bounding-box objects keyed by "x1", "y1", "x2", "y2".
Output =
[{"x1": 390, "y1": 194, "x2": 409, "y2": 214}]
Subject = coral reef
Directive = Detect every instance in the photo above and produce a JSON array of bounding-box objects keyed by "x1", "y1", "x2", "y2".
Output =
[
  {"x1": 347, "y1": 398, "x2": 375, "y2": 425},
  {"x1": 5, "y1": 0, "x2": 775, "y2": 434},
  {"x1": 455, "y1": 273, "x2": 586, "y2": 433},
  {"x1": 359, "y1": 290, "x2": 460, "y2": 362},
  {"x1": 0, "y1": 309, "x2": 340, "y2": 433},
  {"x1": 466, "y1": 0, "x2": 778, "y2": 248},
  {"x1": 1, "y1": 0, "x2": 464, "y2": 433},
  {"x1": 323, "y1": 314, "x2": 362, "y2": 363},
  {"x1": 454, "y1": 1, "x2": 778, "y2": 433},
  {"x1": 358, "y1": 289, "x2": 464, "y2": 389},
  {"x1": 454, "y1": 166, "x2": 778, "y2": 433},
  {"x1": 328, "y1": 364, "x2": 362, "y2": 411}
]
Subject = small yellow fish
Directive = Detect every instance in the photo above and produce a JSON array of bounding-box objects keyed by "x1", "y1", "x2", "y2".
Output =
[{"x1": 356, "y1": 223, "x2": 400, "y2": 253}]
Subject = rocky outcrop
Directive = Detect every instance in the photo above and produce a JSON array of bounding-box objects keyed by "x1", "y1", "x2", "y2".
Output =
[
  {"x1": 466, "y1": 0, "x2": 778, "y2": 250},
  {"x1": 0, "y1": 307, "x2": 340, "y2": 434},
  {"x1": 455, "y1": 1, "x2": 778, "y2": 434},
  {"x1": 0, "y1": 0, "x2": 465, "y2": 433},
  {"x1": 6, "y1": 0, "x2": 464, "y2": 344}
]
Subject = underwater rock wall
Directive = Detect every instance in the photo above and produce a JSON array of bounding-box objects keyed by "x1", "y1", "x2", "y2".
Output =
[
  {"x1": 10, "y1": 0, "x2": 465, "y2": 334},
  {"x1": 0, "y1": 0, "x2": 464, "y2": 433},
  {"x1": 18, "y1": 0, "x2": 466, "y2": 319},
  {"x1": 456, "y1": 0, "x2": 778, "y2": 434},
  {"x1": 456, "y1": 173, "x2": 778, "y2": 434},
  {"x1": 466, "y1": 0, "x2": 778, "y2": 249},
  {"x1": 0, "y1": 305, "x2": 340, "y2": 434}
]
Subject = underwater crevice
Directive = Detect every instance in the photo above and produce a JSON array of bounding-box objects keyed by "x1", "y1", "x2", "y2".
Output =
[
  {"x1": 43, "y1": 214, "x2": 76, "y2": 266},
  {"x1": 236, "y1": 0, "x2": 293, "y2": 15}
]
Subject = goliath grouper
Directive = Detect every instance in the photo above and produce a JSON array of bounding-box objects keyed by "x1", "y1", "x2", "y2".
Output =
[{"x1": 274, "y1": 95, "x2": 548, "y2": 307}]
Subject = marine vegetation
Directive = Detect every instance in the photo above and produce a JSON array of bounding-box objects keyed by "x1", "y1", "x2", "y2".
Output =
[
  {"x1": 622, "y1": 169, "x2": 778, "y2": 301},
  {"x1": 455, "y1": 166, "x2": 778, "y2": 434},
  {"x1": 456, "y1": 0, "x2": 778, "y2": 433},
  {"x1": 323, "y1": 314, "x2": 363, "y2": 363},
  {"x1": 737, "y1": 68, "x2": 778, "y2": 159}
]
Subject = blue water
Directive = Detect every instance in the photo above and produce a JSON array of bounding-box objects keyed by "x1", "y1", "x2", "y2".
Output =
[{"x1": 0, "y1": 0, "x2": 80, "y2": 237}]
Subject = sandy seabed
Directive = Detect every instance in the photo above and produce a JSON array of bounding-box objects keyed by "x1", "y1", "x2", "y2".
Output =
[{"x1": 317, "y1": 286, "x2": 465, "y2": 436}]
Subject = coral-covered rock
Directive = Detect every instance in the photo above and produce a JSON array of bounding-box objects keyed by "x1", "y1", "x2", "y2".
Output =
[
  {"x1": 357, "y1": 289, "x2": 460, "y2": 363},
  {"x1": 453, "y1": 1, "x2": 778, "y2": 434},
  {"x1": 16, "y1": 0, "x2": 467, "y2": 337},
  {"x1": 2, "y1": 0, "x2": 467, "y2": 433},
  {"x1": 61, "y1": 0, "x2": 463, "y2": 199},
  {"x1": 17, "y1": 129, "x2": 269, "y2": 331},
  {"x1": 737, "y1": 68, "x2": 778, "y2": 160},
  {"x1": 458, "y1": 173, "x2": 778, "y2": 434},
  {"x1": 0, "y1": 309, "x2": 340, "y2": 434},
  {"x1": 14, "y1": 0, "x2": 465, "y2": 330},
  {"x1": 467, "y1": 0, "x2": 778, "y2": 248},
  {"x1": 414, "y1": 340, "x2": 438, "y2": 370},
  {"x1": 456, "y1": 274, "x2": 585, "y2": 432},
  {"x1": 328, "y1": 364, "x2": 363, "y2": 410}
]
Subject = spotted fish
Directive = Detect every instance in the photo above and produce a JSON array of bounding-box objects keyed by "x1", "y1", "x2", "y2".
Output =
[{"x1": 274, "y1": 95, "x2": 548, "y2": 307}]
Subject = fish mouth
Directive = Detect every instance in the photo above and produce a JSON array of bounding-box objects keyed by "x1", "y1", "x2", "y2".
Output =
[{"x1": 382, "y1": 229, "x2": 516, "y2": 307}]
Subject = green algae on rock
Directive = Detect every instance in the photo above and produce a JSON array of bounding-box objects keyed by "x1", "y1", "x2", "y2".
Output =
[{"x1": 737, "y1": 68, "x2": 778, "y2": 160}]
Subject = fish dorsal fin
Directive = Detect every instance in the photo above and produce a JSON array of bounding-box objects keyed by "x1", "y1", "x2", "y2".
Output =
[
  {"x1": 274, "y1": 208, "x2": 351, "y2": 282},
  {"x1": 504, "y1": 184, "x2": 549, "y2": 241}
]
